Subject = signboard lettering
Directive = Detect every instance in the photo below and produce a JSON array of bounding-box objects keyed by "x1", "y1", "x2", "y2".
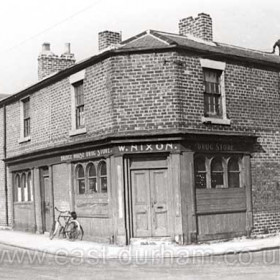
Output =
[{"x1": 195, "y1": 142, "x2": 234, "y2": 152}]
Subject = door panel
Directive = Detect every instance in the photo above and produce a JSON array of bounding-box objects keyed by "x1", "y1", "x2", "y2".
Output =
[
  {"x1": 131, "y1": 168, "x2": 169, "y2": 238},
  {"x1": 41, "y1": 168, "x2": 52, "y2": 233},
  {"x1": 131, "y1": 170, "x2": 151, "y2": 237},
  {"x1": 151, "y1": 169, "x2": 169, "y2": 237},
  {"x1": 43, "y1": 176, "x2": 51, "y2": 232}
]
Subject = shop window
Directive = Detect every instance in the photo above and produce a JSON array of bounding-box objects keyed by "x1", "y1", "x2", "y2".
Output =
[
  {"x1": 15, "y1": 174, "x2": 21, "y2": 202},
  {"x1": 194, "y1": 157, "x2": 207, "y2": 189},
  {"x1": 27, "y1": 172, "x2": 33, "y2": 201},
  {"x1": 194, "y1": 155, "x2": 243, "y2": 189},
  {"x1": 211, "y1": 157, "x2": 224, "y2": 188},
  {"x1": 87, "y1": 163, "x2": 97, "y2": 193},
  {"x1": 75, "y1": 160, "x2": 108, "y2": 195},
  {"x1": 14, "y1": 171, "x2": 32, "y2": 202},
  {"x1": 99, "y1": 161, "x2": 107, "y2": 193},
  {"x1": 76, "y1": 165, "x2": 85, "y2": 194},
  {"x1": 228, "y1": 158, "x2": 240, "y2": 188}
]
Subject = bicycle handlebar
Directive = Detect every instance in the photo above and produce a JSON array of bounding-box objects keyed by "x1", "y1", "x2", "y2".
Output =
[{"x1": 54, "y1": 207, "x2": 70, "y2": 214}]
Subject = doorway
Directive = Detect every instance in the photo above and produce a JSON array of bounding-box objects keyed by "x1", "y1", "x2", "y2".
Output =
[
  {"x1": 131, "y1": 168, "x2": 169, "y2": 237},
  {"x1": 40, "y1": 167, "x2": 52, "y2": 232}
]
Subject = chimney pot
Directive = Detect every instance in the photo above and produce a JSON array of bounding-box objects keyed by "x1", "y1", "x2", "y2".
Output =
[
  {"x1": 64, "y1": 43, "x2": 71, "y2": 54},
  {"x1": 42, "y1": 42, "x2": 51, "y2": 52}
]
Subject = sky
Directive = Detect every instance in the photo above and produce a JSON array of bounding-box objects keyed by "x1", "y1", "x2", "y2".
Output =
[{"x1": 1, "y1": 0, "x2": 280, "y2": 94}]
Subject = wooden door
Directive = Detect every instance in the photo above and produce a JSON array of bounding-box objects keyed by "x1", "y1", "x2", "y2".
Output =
[
  {"x1": 150, "y1": 169, "x2": 169, "y2": 237},
  {"x1": 131, "y1": 169, "x2": 169, "y2": 238},
  {"x1": 41, "y1": 169, "x2": 52, "y2": 232}
]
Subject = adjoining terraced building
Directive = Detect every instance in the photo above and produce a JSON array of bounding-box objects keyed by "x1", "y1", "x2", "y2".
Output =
[{"x1": 0, "y1": 13, "x2": 280, "y2": 244}]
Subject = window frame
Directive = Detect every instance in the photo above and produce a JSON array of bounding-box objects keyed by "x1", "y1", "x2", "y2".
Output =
[
  {"x1": 69, "y1": 70, "x2": 87, "y2": 136},
  {"x1": 200, "y1": 59, "x2": 230, "y2": 126},
  {"x1": 19, "y1": 97, "x2": 31, "y2": 143},
  {"x1": 194, "y1": 154, "x2": 243, "y2": 189},
  {"x1": 75, "y1": 160, "x2": 108, "y2": 196},
  {"x1": 13, "y1": 171, "x2": 33, "y2": 203}
]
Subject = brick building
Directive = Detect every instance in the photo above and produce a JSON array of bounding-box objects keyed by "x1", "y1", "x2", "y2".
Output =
[{"x1": 0, "y1": 13, "x2": 280, "y2": 244}]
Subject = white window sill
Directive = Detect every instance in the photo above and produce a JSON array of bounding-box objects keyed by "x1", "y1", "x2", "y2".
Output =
[
  {"x1": 18, "y1": 136, "x2": 31, "y2": 143},
  {"x1": 69, "y1": 127, "x2": 87, "y2": 136},
  {"x1": 201, "y1": 116, "x2": 231, "y2": 126}
]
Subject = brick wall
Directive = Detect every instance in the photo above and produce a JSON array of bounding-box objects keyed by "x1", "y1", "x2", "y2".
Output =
[
  {"x1": 98, "y1": 31, "x2": 122, "y2": 51},
  {"x1": 179, "y1": 13, "x2": 213, "y2": 41},
  {"x1": 4, "y1": 49, "x2": 280, "y2": 236},
  {"x1": 252, "y1": 211, "x2": 280, "y2": 235},
  {"x1": 38, "y1": 54, "x2": 75, "y2": 80},
  {"x1": 6, "y1": 57, "x2": 115, "y2": 158}
]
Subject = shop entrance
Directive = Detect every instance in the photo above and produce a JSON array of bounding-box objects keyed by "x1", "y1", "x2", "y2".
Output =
[
  {"x1": 40, "y1": 167, "x2": 52, "y2": 232},
  {"x1": 131, "y1": 167, "x2": 169, "y2": 237}
]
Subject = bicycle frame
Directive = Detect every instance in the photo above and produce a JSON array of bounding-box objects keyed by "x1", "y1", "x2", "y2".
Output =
[{"x1": 49, "y1": 207, "x2": 84, "y2": 241}]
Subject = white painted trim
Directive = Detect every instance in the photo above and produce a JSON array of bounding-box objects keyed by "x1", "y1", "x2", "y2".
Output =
[
  {"x1": 201, "y1": 116, "x2": 231, "y2": 125},
  {"x1": 200, "y1": 59, "x2": 226, "y2": 70},
  {"x1": 69, "y1": 127, "x2": 87, "y2": 137},
  {"x1": 69, "y1": 70, "x2": 85, "y2": 84},
  {"x1": 18, "y1": 136, "x2": 31, "y2": 143}
]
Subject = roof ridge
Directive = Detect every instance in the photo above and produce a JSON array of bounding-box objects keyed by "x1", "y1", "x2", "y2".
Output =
[{"x1": 149, "y1": 30, "x2": 178, "y2": 45}]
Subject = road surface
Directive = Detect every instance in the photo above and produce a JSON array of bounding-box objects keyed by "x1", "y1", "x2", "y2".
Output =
[{"x1": 0, "y1": 244, "x2": 280, "y2": 279}]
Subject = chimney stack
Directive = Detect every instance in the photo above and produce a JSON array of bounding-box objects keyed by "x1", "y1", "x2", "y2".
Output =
[
  {"x1": 179, "y1": 13, "x2": 213, "y2": 41},
  {"x1": 98, "y1": 31, "x2": 122, "y2": 51},
  {"x1": 38, "y1": 42, "x2": 75, "y2": 80}
]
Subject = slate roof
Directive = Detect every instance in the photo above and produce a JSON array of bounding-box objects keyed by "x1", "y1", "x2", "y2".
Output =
[
  {"x1": 1, "y1": 28, "x2": 280, "y2": 106},
  {"x1": 120, "y1": 30, "x2": 280, "y2": 65}
]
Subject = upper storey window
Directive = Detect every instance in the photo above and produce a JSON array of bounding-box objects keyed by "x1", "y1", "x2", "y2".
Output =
[
  {"x1": 23, "y1": 98, "x2": 31, "y2": 137},
  {"x1": 200, "y1": 59, "x2": 230, "y2": 125},
  {"x1": 69, "y1": 70, "x2": 86, "y2": 136},
  {"x1": 74, "y1": 81, "x2": 85, "y2": 129},
  {"x1": 203, "y1": 69, "x2": 222, "y2": 117},
  {"x1": 19, "y1": 97, "x2": 31, "y2": 143}
]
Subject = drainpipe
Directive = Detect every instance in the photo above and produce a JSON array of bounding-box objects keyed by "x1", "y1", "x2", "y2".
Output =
[{"x1": 3, "y1": 105, "x2": 8, "y2": 226}]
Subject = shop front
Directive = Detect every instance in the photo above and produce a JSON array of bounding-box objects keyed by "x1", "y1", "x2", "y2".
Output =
[{"x1": 6, "y1": 136, "x2": 255, "y2": 244}]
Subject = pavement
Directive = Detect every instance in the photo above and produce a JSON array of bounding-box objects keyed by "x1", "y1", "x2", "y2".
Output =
[{"x1": 0, "y1": 229, "x2": 280, "y2": 260}]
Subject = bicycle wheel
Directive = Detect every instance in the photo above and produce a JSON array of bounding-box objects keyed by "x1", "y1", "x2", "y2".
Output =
[
  {"x1": 65, "y1": 221, "x2": 81, "y2": 241},
  {"x1": 79, "y1": 225, "x2": 84, "y2": 240},
  {"x1": 49, "y1": 222, "x2": 58, "y2": 240}
]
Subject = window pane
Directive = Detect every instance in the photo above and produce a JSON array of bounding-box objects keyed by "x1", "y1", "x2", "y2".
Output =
[
  {"x1": 228, "y1": 158, "x2": 239, "y2": 171},
  {"x1": 212, "y1": 158, "x2": 223, "y2": 171},
  {"x1": 78, "y1": 179, "x2": 85, "y2": 194},
  {"x1": 89, "y1": 178, "x2": 97, "y2": 193},
  {"x1": 211, "y1": 158, "x2": 224, "y2": 188},
  {"x1": 228, "y1": 158, "x2": 240, "y2": 188},
  {"x1": 21, "y1": 174, "x2": 26, "y2": 202},
  {"x1": 100, "y1": 177, "x2": 107, "y2": 193},
  {"x1": 27, "y1": 173, "x2": 32, "y2": 201},
  {"x1": 77, "y1": 165, "x2": 84, "y2": 178},
  {"x1": 194, "y1": 157, "x2": 206, "y2": 189},
  {"x1": 15, "y1": 175, "x2": 21, "y2": 202},
  {"x1": 88, "y1": 163, "x2": 96, "y2": 177},
  {"x1": 100, "y1": 162, "x2": 107, "y2": 176},
  {"x1": 228, "y1": 173, "x2": 240, "y2": 188}
]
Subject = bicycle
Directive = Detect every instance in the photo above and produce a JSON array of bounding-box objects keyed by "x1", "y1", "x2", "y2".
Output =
[{"x1": 49, "y1": 207, "x2": 84, "y2": 241}]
